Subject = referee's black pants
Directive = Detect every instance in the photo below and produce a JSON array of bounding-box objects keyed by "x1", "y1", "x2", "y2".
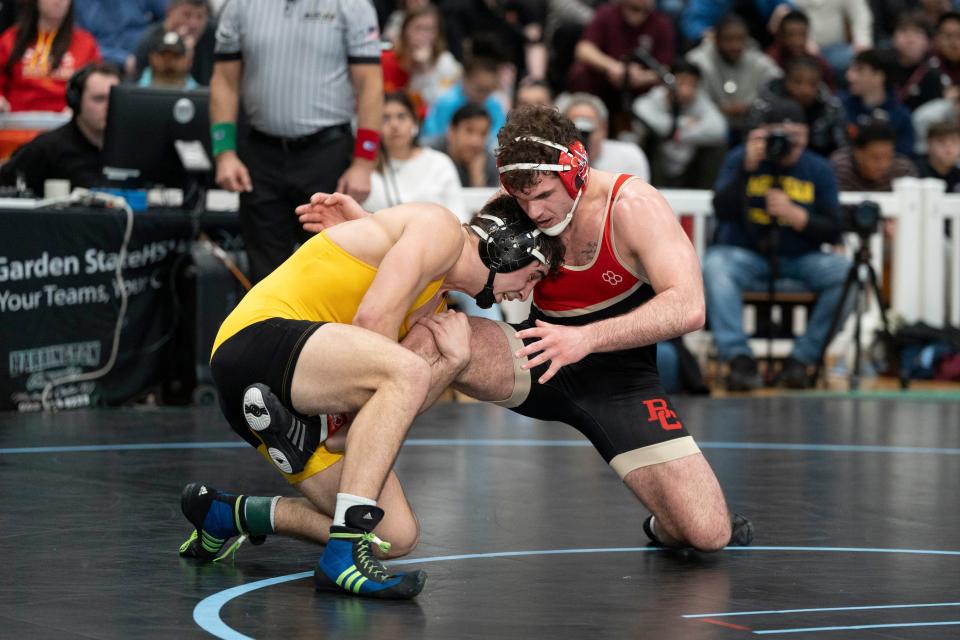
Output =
[{"x1": 238, "y1": 124, "x2": 352, "y2": 283}]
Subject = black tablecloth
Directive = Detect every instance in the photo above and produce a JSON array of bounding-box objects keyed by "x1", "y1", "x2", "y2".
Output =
[{"x1": 0, "y1": 207, "x2": 242, "y2": 411}]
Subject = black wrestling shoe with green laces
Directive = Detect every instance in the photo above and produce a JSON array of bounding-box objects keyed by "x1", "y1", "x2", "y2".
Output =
[
  {"x1": 315, "y1": 505, "x2": 426, "y2": 599},
  {"x1": 178, "y1": 482, "x2": 265, "y2": 562}
]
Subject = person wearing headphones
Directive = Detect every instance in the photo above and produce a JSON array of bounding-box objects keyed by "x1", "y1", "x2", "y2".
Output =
[
  {"x1": 0, "y1": 62, "x2": 120, "y2": 196},
  {"x1": 178, "y1": 195, "x2": 563, "y2": 600},
  {"x1": 297, "y1": 104, "x2": 753, "y2": 554}
]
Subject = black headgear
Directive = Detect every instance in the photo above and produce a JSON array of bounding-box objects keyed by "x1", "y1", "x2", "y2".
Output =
[{"x1": 469, "y1": 212, "x2": 549, "y2": 308}]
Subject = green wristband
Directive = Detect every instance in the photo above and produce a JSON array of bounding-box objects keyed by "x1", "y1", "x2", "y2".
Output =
[{"x1": 211, "y1": 122, "x2": 237, "y2": 156}]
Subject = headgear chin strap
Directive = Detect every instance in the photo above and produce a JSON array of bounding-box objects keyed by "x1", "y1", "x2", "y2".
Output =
[
  {"x1": 498, "y1": 135, "x2": 590, "y2": 235},
  {"x1": 539, "y1": 188, "x2": 583, "y2": 236},
  {"x1": 473, "y1": 269, "x2": 498, "y2": 309}
]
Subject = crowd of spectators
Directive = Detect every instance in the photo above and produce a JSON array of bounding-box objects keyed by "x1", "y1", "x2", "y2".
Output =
[
  {"x1": 0, "y1": 0, "x2": 958, "y2": 194},
  {"x1": 0, "y1": 0, "x2": 958, "y2": 393}
]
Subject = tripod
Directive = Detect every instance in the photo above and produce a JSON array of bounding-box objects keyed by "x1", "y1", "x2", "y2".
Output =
[{"x1": 810, "y1": 230, "x2": 894, "y2": 390}]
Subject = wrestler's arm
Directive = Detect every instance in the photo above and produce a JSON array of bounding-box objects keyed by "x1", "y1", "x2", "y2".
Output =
[
  {"x1": 352, "y1": 205, "x2": 464, "y2": 340},
  {"x1": 581, "y1": 181, "x2": 706, "y2": 351},
  {"x1": 516, "y1": 181, "x2": 705, "y2": 383}
]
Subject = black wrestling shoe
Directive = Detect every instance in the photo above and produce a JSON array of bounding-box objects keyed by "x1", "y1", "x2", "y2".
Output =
[
  {"x1": 642, "y1": 513, "x2": 754, "y2": 547},
  {"x1": 729, "y1": 513, "x2": 754, "y2": 546},
  {"x1": 243, "y1": 383, "x2": 325, "y2": 474}
]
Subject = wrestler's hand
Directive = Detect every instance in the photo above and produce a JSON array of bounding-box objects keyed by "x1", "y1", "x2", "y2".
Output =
[
  {"x1": 515, "y1": 319, "x2": 591, "y2": 384},
  {"x1": 419, "y1": 310, "x2": 472, "y2": 369},
  {"x1": 295, "y1": 191, "x2": 370, "y2": 233}
]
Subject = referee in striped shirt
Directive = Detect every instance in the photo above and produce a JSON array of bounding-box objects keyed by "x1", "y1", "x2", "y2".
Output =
[{"x1": 210, "y1": 0, "x2": 384, "y2": 283}]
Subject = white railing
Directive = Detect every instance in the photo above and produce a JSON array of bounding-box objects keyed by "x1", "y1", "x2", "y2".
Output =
[{"x1": 464, "y1": 178, "x2": 960, "y2": 327}]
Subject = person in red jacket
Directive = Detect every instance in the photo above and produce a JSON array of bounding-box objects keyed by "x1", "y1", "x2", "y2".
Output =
[{"x1": 0, "y1": 0, "x2": 100, "y2": 113}]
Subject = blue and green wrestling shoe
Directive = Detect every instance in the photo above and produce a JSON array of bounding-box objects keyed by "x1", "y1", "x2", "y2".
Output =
[
  {"x1": 178, "y1": 482, "x2": 265, "y2": 562},
  {"x1": 315, "y1": 505, "x2": 426, "y2": 599}
]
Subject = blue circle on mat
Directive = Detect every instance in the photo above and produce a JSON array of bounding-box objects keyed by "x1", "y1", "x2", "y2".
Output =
[{"x1": 194, "y1": 545, "x2": 960, "y2": 640}]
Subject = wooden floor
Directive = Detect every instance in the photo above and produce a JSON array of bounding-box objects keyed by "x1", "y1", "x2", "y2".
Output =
[{"x1": 2, "y1": 393, "x2": 959, "y2": 639}]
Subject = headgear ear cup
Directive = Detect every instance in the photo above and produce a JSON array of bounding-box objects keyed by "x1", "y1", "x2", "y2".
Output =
[{"x1": 558, "y1": 138, "x2": 589, "y2": 198}]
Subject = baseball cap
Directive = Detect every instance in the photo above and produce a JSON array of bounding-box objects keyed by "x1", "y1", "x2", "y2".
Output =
[{"x1": 151, "y1": 30, "x2": 187, "y2": 56}]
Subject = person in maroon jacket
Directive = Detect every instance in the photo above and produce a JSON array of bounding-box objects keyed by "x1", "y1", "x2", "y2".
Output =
[{"x1": 565, "y1": 0, "x2": 674, "y2": 128}]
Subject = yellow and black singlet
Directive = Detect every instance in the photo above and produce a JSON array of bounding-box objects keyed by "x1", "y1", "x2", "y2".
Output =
[{"x1": 212, "y1": 231, "x2": 446, "y2": 357}]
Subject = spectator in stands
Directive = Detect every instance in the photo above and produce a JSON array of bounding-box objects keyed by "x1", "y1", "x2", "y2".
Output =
[
  {"x1": 793, "y1": 0, "x2": 873, "y2": 77},
  {"x1": 421, "y1": 56, "x2": 505, "y2": 148},
  {"x1": 556, "y1": 90, "x2": 651, "y2": 180},
  {"x1": 841, "y1": 48, "x2": 914, "y2": 156},
  {"x1": 765, "y1": 10, "x2": 834, "y2": 88},
  {"x1": 441, "y1": 0, "x2": 536, "y2": 77},
  {"x1": 680, "y1": 0, "x2": 792, "y2": 48},
  {"x1": 920, "y1": 0, "x2": 960, "y2": 31},
  {"x1": 918, "y1": 119, "x2": 960, "y2": 192},
  {"x1": 704, "y1": 97, "x2": 849, "y2": 390},
  {"x1": 869, "y1": 0, "x2": 911, "y2": 45},
  {"x1": 898, "y1": 12, "x2": 960, "y2": 111},
  {"x1": 515, "y1": 77, "x2": 553, "y2": 107},
  {"x1": 382, "y1": 0, "x2": 429, "y2": 44},
  {"x1": 364, "y1": 92, "x2": 466, "y2": 220},
  {"x1": 73, "y1": 0, "x2": 166, "y2": 76},
  {"x1": 763, "y1": 56, "x2": 848, "y2": 158},
  {"x1": 566, "y1": 0, "x2": 675, "y2": 127},
  {"x1": 890, "y1": 10, "x2": 932, "y2": 109},
  {"x1": 830, "y1": 119, "x2": 918, "y2": 191},
  {"x1": 543, "y1": 0, "x2": 602, "y2": 95},
  {"x1": 134, "y1": 0, "x2": 215, "y2": 86},
  {"x1": 687, "y1": 14, "x2": 782, "y2": 141},
  {"x1": 0, "y1": 62, "x2": 120, "y2": 195},
  {"x1": 137, "y1": 30, "x2": 197, "y2": 90},
  {"x1": 431, "y1": 103, "x2": 499, "y2": 188},
  {"x1": 912, "y1": 86, "x2": 960, "y2": 154},
  {"x1": 632, "y1": 60, "x2": 727, "y2": 187},
  {"x1": 0, "y1": 0, "x2": 100, "y2": 113},
  {"x1": 381, "y1": 6, "x2": 462, "y2": 119}
]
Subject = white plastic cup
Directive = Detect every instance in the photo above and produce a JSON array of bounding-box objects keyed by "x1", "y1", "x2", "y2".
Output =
[{"x1": 43, "y1": 179, "x2": 70, "y2": 199}]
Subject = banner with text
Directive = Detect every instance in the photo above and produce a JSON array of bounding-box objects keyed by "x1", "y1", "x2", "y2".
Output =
[{"x1": 0, "y1": 209, "x2": 195, "y2": 411}]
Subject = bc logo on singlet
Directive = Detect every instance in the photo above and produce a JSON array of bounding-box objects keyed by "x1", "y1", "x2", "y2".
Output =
[
  {"x1": 642, "y1": 399, "x2": 683, "y2": 431},
  {"x1": 602, "y1": 270, "x2": 623, "y2": 285}
]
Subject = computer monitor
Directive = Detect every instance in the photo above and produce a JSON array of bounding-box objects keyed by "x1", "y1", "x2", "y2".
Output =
[{"x1": 102, "y1": 85, "x2": 212, "y2": 190}]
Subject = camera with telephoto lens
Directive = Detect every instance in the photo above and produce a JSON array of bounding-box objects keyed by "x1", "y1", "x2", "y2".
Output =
[
  {"x1": 764, "y1": 128, "x2": 793, "y2": 163},
  {"x1": 843, "y1": 200, "x2": 881, "y2": 236}
]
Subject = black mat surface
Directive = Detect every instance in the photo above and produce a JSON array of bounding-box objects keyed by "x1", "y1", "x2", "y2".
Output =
[{"x1": 2, "y1": 396, "x2": 959, "y2": 639}]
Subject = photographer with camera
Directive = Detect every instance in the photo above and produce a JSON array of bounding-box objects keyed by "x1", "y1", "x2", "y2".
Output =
[{"x1": 704, "y1": 97, "x2": 852, "y2": 390}]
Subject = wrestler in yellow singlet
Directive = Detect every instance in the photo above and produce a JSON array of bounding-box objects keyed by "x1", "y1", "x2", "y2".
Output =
[{"x1": 211, "y1": 230, "x2": 447, "y2": 483}]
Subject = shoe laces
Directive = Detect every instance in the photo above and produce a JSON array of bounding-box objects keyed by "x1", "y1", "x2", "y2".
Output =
[{"x1": 355, "y1": 532, "x2": 392, "y2": 581}]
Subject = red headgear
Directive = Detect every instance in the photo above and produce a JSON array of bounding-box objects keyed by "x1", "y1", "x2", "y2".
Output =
[{"x1": 498, "y1": 135, "x2": 590, "y2": 198}]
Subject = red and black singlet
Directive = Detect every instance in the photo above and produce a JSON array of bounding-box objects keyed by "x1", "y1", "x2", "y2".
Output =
[{"x1": 533, "y1": 174, "x2": 656, "y2": 332}]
